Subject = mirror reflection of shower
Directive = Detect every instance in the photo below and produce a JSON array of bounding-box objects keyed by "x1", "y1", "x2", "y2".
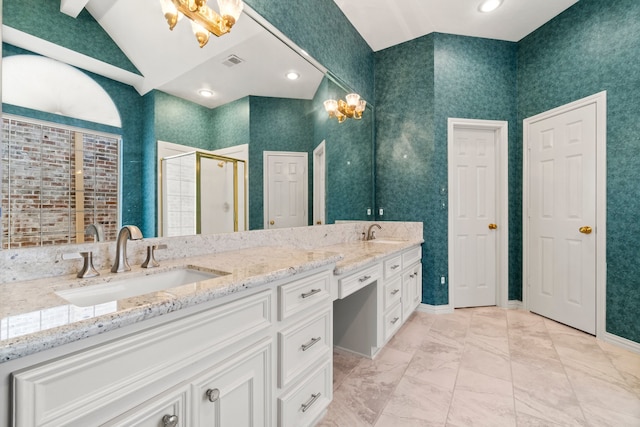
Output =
[{"x1": 161, "y1": 152, "x2": 247, "y2": 237}]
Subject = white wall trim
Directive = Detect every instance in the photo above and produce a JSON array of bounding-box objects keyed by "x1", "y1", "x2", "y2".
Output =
[
  {"x1": 602, "y1": 332, "x2": 640, "y2": 355},
  {"x1": 447, "y1": 118, "x2": 509, "y2": 310},
  {"x1": 507, "y1": 300, "x2": 523, "y2": 310},
  {"x1": 417, "y1": 304, "x2": 454, "y2": 314},
  {"x1": 522, "y1": 91, "x2": 607, "y2": 339},
  {"x1": 313, "y1": 141, "x2": 327, "y2": 226}
]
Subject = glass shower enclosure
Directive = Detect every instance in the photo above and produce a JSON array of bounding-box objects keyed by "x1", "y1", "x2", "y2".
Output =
[{"x1": 160, "y1": 151, "x2": 247, "y2": 237}]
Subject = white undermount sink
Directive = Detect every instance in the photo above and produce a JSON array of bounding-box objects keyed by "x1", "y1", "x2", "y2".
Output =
[{"x1": 56, "y1": 267, "x2": 224, "y2": 307}]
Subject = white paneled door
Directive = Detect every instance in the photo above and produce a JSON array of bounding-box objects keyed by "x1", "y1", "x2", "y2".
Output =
[
  {"x1": 264, "y1": 151, "x2": 308, "y2": 229},
  {"x1": 451, "y1": 127, "x2": 498, "y2": 308},
  {"x1": 527, "y1": 103, "x2": 597, "y2": 334}
]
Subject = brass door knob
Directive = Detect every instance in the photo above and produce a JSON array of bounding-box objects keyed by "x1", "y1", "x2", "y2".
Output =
[
  {"x1": 579, "y1": 226, "x2": 592, "y2": 234},
  {"x1": 270, "y1": 220, "x2": 275, "y2": 225},
  {"x1": 488, "y1": 223, "x2": 497, "y2": 230}
]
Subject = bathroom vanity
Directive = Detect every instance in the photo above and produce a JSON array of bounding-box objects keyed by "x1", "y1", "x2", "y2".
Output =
[{"x1": 0, "y1": 222, "x2": 423, "y2": 427}]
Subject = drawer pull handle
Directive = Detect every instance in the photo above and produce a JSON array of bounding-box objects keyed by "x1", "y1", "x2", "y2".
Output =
[
  {"x1": 206, "y1": 388, "x2": 220, "y2": 403},
  {"x1": 301, "y1": 288, "x2": 322, "y2": 299},
  {"x1": 301, "y1": 392, "x2": 322, "y2": 413},
  {"x1": 359, "y1": 275, "x2": 372, "y2": 282},
  {"x1": 391, "y1": 289, "x2": 400, "y2": 295},
  {"x1": 391, "y1": 264, "x2": 400, "y2": 270},
  {"x1": 301, "y1": 336, "x2": 322, "y2": 351},
  {"x1": 162, "y1": 415, "x2": 179, "y2": 427},
  {"x1": 391, "y1": 316, "x2": 400, "y2": 324}
]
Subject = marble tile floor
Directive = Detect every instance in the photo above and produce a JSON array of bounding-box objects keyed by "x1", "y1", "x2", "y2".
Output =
[{"x1": 318, "y1": 307, "x2": 640, "y2": 427}]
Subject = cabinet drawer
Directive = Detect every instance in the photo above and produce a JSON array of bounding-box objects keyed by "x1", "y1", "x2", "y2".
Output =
[
  {"x1": 278, "y1": 361, "x2": 332, "y2": 427},
  {"x1": 383, "y1": 254, "x2": 403, "y2": 279},
  {"x1": 338, "y1": 264, "x2": 381, "y2": 299},
  {"x1": 402, "y1": 246, "x2": 422, "y2": 266},
  {"x1": 105, "y1": 383, "x2": 190, "y2": 427},
  {"x1": 279, "y1": 271, "x2": 331, "y2": 321},
  {"x1": 383, "y1": 302, "x2": 403, "y2": 342},
  {"x1": 383, "y1": 276, "x2": 402, "y2": 311},
  {"x1": 278, "y1": 308, "x2": 332, "y2": 389},
  {"x1": 12, "y1": 290, "x2": 272, "y2": 427}
]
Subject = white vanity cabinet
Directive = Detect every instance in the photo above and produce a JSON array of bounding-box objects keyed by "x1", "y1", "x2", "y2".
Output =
[
  {"x1": 334, "y1": 244, "x2": 422, "y2": 358},
  {"x1": 10, "y1": 266, "x2": 335, "y2": 427},
  {"x1": 276, "y1": 271, "x2": 333, "y2": 427}
]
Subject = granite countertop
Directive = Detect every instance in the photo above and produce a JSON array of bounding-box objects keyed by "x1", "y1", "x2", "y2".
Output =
[{"x1": 0, "y1": 239, "x2": 422, "y2": 363}]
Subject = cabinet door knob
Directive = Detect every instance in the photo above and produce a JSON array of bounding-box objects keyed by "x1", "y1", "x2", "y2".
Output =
[
  {"x1": 488, "y1": 223, "x2": 498, "y2": 230},
  {"x1": 270, "y1": 220, "x2": 275, "y2": 225},
  {"x1": 162, "y1": 415, "x2": 178, "y2": 427},
  {"x1": 206, "y1": 388, "x2": 221, "y2": 403}
]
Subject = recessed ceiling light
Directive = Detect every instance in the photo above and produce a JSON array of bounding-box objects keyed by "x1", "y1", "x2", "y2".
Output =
[
  {"x1": 286, "y1": 71, "x2": 300, "y2": 80},
  {"x1": 198, "y1": 89, "x2": 214, "y2": 97},
  {"x1": 478, "y1": 0, "x2": 503, "y2": 13}
]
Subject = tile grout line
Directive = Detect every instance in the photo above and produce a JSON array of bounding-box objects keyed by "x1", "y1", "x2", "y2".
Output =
[
  {"x1": 544, "y1": 318, "x2": 591, "y2": 426},
  {"x1": 506, "y1": 310, "x2": 521, "y2": 427},
  {"x1": 441, "y1": 311, "x2": 473, "y2": 427},
  {"x1": 371, "y1": 314, "x2": 436, "y2": 427}
]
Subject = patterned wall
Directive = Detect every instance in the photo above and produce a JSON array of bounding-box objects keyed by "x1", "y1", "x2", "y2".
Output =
[
  {"x1": 248, "y1": 96, "x2": 314, "y2": 229},
  {"x1": 3, "y1": 0, "x2": 138, "y2": 74},
  {"x1": 312, "y1": 77, "x2": 375, "y2": 224},
  {"x1": 518, "y1": 0, "x2": 640, "y2": 343},
  {"x1": 374, "y1": 34, "x2": 518, "y2": 306}
]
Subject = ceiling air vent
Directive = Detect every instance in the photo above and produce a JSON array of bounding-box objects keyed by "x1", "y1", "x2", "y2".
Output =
[{"x1": 222, "y1": 55, "x2": 244, "y2": 67}]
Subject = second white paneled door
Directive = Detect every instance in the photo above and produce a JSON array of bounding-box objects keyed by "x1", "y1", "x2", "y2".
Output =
[
  {"x1": 450, "y1": 125, "x2": 500, "y2": 308},
  {"x1": 264, "y1": 151, "x2": 308, "y2": 229},
  {"x1": 526, "y1": 102, "x2": 597, "y2": 335}
]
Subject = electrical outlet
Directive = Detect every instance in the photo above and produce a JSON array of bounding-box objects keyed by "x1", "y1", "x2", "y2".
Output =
[
  {"x1": 440, "y1": 276, "x2": 446, "y2": 285},
  {"x1": 379, "y1": 208, "x2": 384, "y2": 216},
  {"x1": 367, "y1": 208, "x2": 372, "y2": 216}
]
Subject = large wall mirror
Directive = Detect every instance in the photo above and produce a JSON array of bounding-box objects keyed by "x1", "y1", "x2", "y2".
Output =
[{"x1": 0, "y1": 0, "x2": 375, "y2": 248}]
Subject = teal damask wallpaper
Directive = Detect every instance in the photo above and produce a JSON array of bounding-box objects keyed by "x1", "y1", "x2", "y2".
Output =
[
  {"x1": 375, "y1": 34, "x2": 517, "y2": 306},
  {"x1": 518, "y1": 0, "x2": 640, "y2": 343}
]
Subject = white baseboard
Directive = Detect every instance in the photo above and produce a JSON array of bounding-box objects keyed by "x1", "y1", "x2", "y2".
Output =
[
  {"x1": 507, "y1": 300, "x2": 523, "y2": 309},
  {"x1": 602, "y1": 332, "x2": 640, "y2": 354},
  {"x1": 417, "y1": 303, "x2": 454, "y2": 314}
]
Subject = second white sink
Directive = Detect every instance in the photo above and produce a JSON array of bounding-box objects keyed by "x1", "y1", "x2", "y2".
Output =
[{"x1": 56, "y1": 267, "x2": 224, "y2": 307}]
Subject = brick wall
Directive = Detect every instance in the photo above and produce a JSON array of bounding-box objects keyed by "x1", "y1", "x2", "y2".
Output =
[{"x1": 1, "y1": 117, "x2": 120, "y2": 248}]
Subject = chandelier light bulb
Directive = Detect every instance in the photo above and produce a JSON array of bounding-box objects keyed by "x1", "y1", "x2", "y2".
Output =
[
  {"x1": 345, "y1": 93, "x2": 360, "y2": 108},
  {"x1": 217, "y1": 0, "x2": 244, "y2": 20},
  {"x1": 161, "y1": 0, "x2": 244, "y2": 47},
  {"x1": 324, "y1": 99, "x2": 338, "y2": 113}
]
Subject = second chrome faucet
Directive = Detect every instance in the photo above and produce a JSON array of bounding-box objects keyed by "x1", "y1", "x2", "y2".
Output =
[{"x1": 111, "y1": 225, "x2": 143, "y2": 273}]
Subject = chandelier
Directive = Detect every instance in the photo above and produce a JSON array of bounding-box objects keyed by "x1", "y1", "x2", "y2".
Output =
[
  {"x1": 161, "y1": 0, "x2": 244, "y2": 48},
  {"x1": 323, "y1": 93, "x2": 366, "y2": 123}
]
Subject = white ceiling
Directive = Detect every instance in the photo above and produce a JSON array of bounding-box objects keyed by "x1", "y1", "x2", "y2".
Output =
[
  {"x1": 333, "y1": 0, "x2": 579, "y2": 52},
  {"x1": 7, "y1": 0, "x2": 579, "y2": 112}
]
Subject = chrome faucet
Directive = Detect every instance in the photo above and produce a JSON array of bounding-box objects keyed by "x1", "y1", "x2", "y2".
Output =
[
  {"x1": 366, "y1": 223, "x2": 382, "y2": 240},
  {"x1": 111, "y1": 225, "x2": 143, "y2": 273},
  {"x1": 85, "y1": 223, "x2": 105, "y2": 242}
]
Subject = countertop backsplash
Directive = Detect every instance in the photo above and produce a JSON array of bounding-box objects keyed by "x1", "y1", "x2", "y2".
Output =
[{"x1": 1, "y1": 221, "x2": 423, "y2": 284}]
